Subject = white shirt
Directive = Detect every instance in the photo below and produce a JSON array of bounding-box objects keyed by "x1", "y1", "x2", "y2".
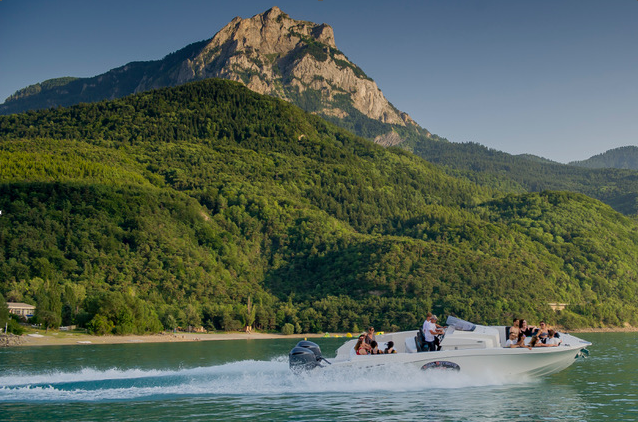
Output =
[
  {"x1": 546, "y1": 337, "x2": 561, "y2": 346},
  {"x1": 505, "y1": 339, "x2": 516, "y2": 347},
  {"x1": 424, "y1": 321, "x2": 435, "y2": 342}
]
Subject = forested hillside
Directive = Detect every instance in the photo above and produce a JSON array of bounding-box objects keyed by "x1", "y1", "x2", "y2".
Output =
[
  {"x1": 404, "y1": 137, "x2": 638, "y2": 216},
  {"x1": 1, "y1": 79, "x2": 637, "y2": 334},
  {"x1": 317, "y1": 110, "x2": 638, "y2": 216},
  {"x1": 570, "y1": 146, "x2": 638, "y2": 170}
]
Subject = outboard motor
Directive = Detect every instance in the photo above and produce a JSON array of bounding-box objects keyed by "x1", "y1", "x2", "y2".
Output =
[{"x1": 289, "y1": 340, "x2": 328, "y2": 372}]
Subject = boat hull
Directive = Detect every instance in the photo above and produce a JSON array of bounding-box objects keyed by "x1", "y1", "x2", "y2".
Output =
[
  {"x1": 328, "y1": 325, "x2": 590, "y2": 378},
  {"x1": 330, "y1": 344, "x2": 586, "y2": 377}
]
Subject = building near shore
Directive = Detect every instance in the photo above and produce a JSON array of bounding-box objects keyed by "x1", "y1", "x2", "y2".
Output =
[
  {"x1": 7, "y1": 302, "x2": 36, "y2": 318},
  {"x1": 548, "y1": 303, "x2": 569, "y2": 311}
]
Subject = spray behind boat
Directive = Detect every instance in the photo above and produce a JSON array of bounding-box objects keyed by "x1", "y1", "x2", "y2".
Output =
[{"x1": 289, "y1": 340, "x2": 330, "y2": 372}]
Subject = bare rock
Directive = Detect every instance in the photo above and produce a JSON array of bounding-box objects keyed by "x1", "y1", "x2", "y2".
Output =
[
  {"x1": 374, "y1": 131, "x2": 405, "y2": 147},
  {"x1": 167, "y1": 7, "x2": 418, "y2": 128}
]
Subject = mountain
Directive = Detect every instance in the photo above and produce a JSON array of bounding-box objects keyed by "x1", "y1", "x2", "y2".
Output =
[
  {"x1": 0, "y1": 7, "x2": 418, "y2": 132},
  {"x1": 2, "y1": 79, "x2": 638, "y2": 334},
  {"x1": 4, "y1": 6, "x2": 638, "y2": 217},
  {"x1": 569, "y1": 146, "x2": 638, "y2": 170}
]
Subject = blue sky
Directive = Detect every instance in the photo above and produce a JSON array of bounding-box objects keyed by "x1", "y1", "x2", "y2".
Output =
[{"x1": 1, "y1": 0, "x2": 636, "y2": 163}]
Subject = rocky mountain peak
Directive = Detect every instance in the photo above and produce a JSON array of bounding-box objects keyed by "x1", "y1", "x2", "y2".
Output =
[
  {"x1": 2, "y1": 7, "x2": 418, "y2": 133},
  {"x1": 164, "y1": 7, "x2": 414, "y2": 127}
]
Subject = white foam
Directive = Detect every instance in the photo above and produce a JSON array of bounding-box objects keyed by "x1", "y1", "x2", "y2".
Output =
[{"x1": 0, "y1": 355, "x2": 531, "y2": 402}]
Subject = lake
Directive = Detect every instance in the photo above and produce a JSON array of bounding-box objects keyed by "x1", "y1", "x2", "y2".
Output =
[{"x1": 0, "y1": 332, "x2": 636, "y2": 421}]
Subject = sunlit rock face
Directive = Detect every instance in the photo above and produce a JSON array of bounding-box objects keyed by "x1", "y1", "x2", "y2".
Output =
[{"x1": 143, "y1": 6, "x2": 416, "y2": 127}]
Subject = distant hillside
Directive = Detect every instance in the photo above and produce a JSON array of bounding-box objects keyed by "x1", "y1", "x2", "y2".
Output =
[
  {"x1": 570, "y1": 146, "x2": 638, "y2": 170},
  {"x1": 516, "y1": 154, "x2": 559, "y2": 164},
  {"x1": 404, "y1": 138, "x2": 638, "y2": 216},
  {"x1": 1, "y1": 79, "x2": 638, "y2": 334}
]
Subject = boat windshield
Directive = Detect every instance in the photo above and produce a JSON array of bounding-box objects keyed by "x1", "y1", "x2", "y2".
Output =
[{"x1": 445, "y1": 316, "x2": 476, "y2": 331}]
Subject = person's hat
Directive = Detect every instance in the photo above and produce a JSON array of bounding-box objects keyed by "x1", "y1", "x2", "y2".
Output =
[{"x1": 431, "y1": 315, "x2": 438, "y2": 321}]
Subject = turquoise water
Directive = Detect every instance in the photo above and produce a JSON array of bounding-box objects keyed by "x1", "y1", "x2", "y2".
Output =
[{"x1": 0, "y1": 333, "x2": 636, "y2": 421}]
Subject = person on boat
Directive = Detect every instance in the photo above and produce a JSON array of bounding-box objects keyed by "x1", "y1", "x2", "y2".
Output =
[
  {"x1": 355, "y1": 335, "x2": 371, "y2": 355},
  {"x1": 364, "y1": 326, "x2": 376, "y2": 345},
  {"x1": 519, "y1": 319, "x2": 536, "y2": 337},
  {"x1": 530, "y1": 335, "x2": 542, "y2": 348},
  {"x1": 506, "y1": 332, "x2": 532, "y2": 350},
  {"x1": 509, "y1": 318, "x2": 520, "y2": 338},
  {"x1": 543, "y1": 329, "x2": 561, "y2": 347},
  {"x1": 424, "y1": 312, "x2": 444, "y2": 331},
  {"x1": 384, "y1": 341, "x2": 397, "y2": 354},
  {"x1": 424, "y1": 315, "x2": 444, "y2": 351},
  {"x1": 422, "y1": 313, "x2": 432, "y2": 333},
  {"x1": 370, "y1": 340, "x2": 383, "y2": 354},
  {"x1": 536, "y1": 321, "x2": 550, "y2": 344},
  {"x1": 505, "y1": 331, "x2": 518, "y2": 347}
]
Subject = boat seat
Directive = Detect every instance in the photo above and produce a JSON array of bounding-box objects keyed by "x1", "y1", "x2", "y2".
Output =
[
  {"x1": 415, "y1": 328, "x2": 427, "y2": 352},
  {"x1": 405, "y1": 336, "x2": 418, "y2": 353}
]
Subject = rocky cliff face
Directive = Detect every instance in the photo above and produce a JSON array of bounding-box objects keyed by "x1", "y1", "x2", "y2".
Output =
[
  {"x1": 136, "y1": 6, "x2": 415, "y2": 127},
  {"x1": 1, "y1": 7, "x2": 419, "y2": 135}
]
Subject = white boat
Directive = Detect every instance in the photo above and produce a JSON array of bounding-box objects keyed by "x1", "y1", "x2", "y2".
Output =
[{"x1": 289, "y1": 316, "x2": 591, "y2": 377}]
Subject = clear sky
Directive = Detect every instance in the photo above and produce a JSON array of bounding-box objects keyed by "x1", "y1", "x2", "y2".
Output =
[{"x1": 1, "y1": 0, "x2": 636, "y2": 163}]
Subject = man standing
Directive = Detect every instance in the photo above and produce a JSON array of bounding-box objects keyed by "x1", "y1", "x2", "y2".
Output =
[
  {"x1": 424, "y1": 315, "x2": 444, "y2": 351},
  {"x1": 422, "y1": 313, "x2": 432, "y2": 333}
]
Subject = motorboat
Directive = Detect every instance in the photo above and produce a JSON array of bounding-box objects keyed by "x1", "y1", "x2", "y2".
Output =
[{"x1": 289, "y1": 316, "x2": 591, "y2": 377}]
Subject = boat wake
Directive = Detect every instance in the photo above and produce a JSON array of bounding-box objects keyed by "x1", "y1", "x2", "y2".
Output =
[{"x1": 0, "y1": 356, "x2": 532, "y2": 402}]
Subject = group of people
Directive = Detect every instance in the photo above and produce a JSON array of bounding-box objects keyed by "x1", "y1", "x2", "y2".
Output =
[
  {"x1": 353, "y1": 316, "x2": 562, "y2": 355},
  {"x1": 505, "y1": 318, "x2": 562, "y2": 349},
  {"x1": 354, "y1": 326, "x2": 398, "y2": 355},
  {"x1": 355, "y1": 313, "x2": 445, "y2": 355}
]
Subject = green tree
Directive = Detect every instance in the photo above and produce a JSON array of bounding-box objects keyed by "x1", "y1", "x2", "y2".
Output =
[
  {"x1": 35, "y1": 279, "x2": 62, "y2": 331},
  {"x1": 244, "y1": 296, "x2": 256, "y2": 332},
  {"x1": 88, "y1": 314, "x2": 114, "y2": 335},
  {"x1": 184, "y1": 304, "x2": 201, "y2": 332},
  {"x1": 281, "y1": 323, "x2": 294, "y2": 335}
]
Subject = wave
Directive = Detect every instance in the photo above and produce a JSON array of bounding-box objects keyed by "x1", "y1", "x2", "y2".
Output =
[{"x1": 0, "y1": 356, "x2": 531, "y2": 402}]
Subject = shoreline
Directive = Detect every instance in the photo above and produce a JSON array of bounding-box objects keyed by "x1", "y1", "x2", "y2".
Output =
[
  {"x1": 6, "y1": 331, "x2": 338, "y2": 348},
  {"x1": 4, "y1": 326, "x2": 637, "y2": 348},
  {"x1": 566, "y1": 327, "x2": 638, "y2": 333}
]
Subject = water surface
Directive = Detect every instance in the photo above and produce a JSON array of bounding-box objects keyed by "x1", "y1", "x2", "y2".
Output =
[{"x1": 0, "y1": 332, "x2": 636, "y2": 421}]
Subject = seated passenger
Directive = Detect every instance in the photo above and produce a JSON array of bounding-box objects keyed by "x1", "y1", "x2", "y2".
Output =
[
  {"x1": 536, "y1": 321, "x2": 550, "y2": 344},
  {"x1": 509, "y1": 318, "x2": 520, "y2": 338},
  {"x1": 506, "y1": 332, "x2": 532, "y2": 350},
  {"x1": 530, "y1": 335, "x2": 542, "y2": 348},
  {"x1": 544, "y1": 329, "x2": 561, "y2": 346},
  {"x1": 505, "y1": 331, "x2": 518, "y2": 347},
  {"x1": 370, "y1": 340, "x2": 383, "y2": 354},
  {"x1": 355, "y1": 335, "x2": 370, "y2": 355},
  {"x1": 364, "y1": 326, "x2": 376, "y2": 345},
  {"x1": 519, "y1": 319, "x2": 536, "y2": 337},
  {"x1": 384, "y1": 341, "x2": 397, "y2": 354}
]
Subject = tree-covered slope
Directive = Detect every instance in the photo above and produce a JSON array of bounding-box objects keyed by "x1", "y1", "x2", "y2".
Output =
[
  {"x1": 404, "y1": 137, "x2": 638, "y2": 216},
  {"x1": 316, "y1": 110, "x2": 638, "y2": 216},
  {"x1": 570, "y1": 146, "x2": 638, "y2": 170},
  {"x1": 1, "y1": 79, "x2": 637, "y2": 334}
]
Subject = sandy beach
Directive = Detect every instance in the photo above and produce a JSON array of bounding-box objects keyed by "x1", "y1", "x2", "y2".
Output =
[{"x1": 7, "y1": 331, "x2": 339, "y2": 347}]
